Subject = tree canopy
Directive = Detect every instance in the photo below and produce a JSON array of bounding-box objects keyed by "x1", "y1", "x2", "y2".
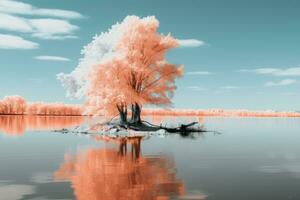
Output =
[{"x1": 58, "y1": 16, "x2": 183, "y2": 123}]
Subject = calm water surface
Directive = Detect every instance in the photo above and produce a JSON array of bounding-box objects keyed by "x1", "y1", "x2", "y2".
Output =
[{"x1": 0, "y1": 116, "x2": 300, "y2": 200}]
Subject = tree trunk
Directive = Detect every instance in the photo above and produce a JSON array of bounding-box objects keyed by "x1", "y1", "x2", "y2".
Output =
[
  {"x1": 117, "y1": 105, "x2": 127, "y2": 125},
  {"x1": 130, "y1": 103, "x2": 141, "y2": 125},
  {"x1": 119, "y1": 110, "x2": 127, "y2": 125}
]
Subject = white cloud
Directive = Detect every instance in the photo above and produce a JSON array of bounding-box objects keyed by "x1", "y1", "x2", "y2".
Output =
[
  {"x1": 0, "y1": 13, "x2": 32, "y2": 32},
  {"x1": 0, "y1": 14, "x2": 79, "y2": 40},
  {"x1": 239, "y1": 67, "x2": 300, "y2": 76},
  {"x1": 34, "y1": 35, "x2": 77, "y2": 40},
  {"x1": 178, "y1": 39, "x2": 206, "y2": 47},
  {"x1": 35, "y1": 56, "x2": 70, "y2": 61},
  {"x1": 29, "y1": 19, "x2": 79, "y2": 40},
  {"x1": 265, "y1": 79, "x2": 296, "y2": 87},
  {"x1": 221, "y1": 86, "x2": 239, "y2": 89},
  {"x1": 0, "y1": 0, "x2": 83, "y2": 19},
  {"x1": 187, "y1": 86, "x2": 208, "y2": 91},
  {"x1": 0, "y1": 34, "x2": 39, "y2": 49},
  {"x1": 186, "y1": 71, "x2": 212, "y2": 75}
]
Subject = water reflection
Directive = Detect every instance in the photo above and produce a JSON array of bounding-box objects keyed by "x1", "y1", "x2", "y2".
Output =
[
  {"x1": 150, "y1": 115, "x2": 205, "y2": 126},
  {"x1": 0, "y1": 184, "x2": 35, "y2": 200},
  {"x1": 54, "y1": 136, "x2": 185, "y2": 200},
  {"x1": 0, "y1": 115, "x2": 84, "y2": 136}
]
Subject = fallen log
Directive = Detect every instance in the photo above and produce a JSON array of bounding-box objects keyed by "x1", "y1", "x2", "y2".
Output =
[{"x1": 53, "y1": 119, "x2": 211, "y2": 138}]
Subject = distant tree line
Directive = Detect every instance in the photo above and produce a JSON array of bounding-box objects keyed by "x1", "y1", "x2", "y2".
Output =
[{"x1": 0, "y1": 95, "x2": 83, "y2": 116}]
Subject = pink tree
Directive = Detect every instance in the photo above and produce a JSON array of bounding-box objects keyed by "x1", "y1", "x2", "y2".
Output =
[
  {"x1": 59, "y1": 16, "x2": 183, "y2": 126},
  {"x1": 0, "y1": 95, "x2": 27, "y2": 115}
]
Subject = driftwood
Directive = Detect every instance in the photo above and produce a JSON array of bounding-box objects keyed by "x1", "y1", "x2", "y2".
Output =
[
  {"x1": 104, "y1": 119, "x2": 208, "y2": 138},
  {"x1": 53, "y1": 116, "x2": 213, "y2": 138}
]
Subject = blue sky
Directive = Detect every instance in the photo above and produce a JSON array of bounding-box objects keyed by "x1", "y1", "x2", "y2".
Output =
[{"x1": 1, "y1": 0, "x2": 300, "y2": 111}]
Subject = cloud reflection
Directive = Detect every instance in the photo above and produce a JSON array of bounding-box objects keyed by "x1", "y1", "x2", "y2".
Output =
[{"x1": 0, "y1": 184, "x2": 35, "y2": 200}]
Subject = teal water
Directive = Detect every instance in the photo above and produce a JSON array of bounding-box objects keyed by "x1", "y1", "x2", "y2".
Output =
[{"x1": 0, "y1": 116, "x2": 300, "y2": 200}]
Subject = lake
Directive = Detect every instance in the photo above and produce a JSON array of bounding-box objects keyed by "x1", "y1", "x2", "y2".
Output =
[{"x1": 0, "y1": 115, "x2": 300, "y2": 200}]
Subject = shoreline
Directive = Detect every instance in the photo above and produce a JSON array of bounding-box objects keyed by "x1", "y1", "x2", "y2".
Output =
[
  {"x1": 141, "y1": 109, "x2": 300, "y2": 118},
  {"x1": 0, "y1": 109, "x2": 300, "y2": 118}
]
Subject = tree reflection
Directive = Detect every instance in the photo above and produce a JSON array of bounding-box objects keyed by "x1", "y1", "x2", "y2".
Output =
[
  {"x1": 54, "y1": 136, "x2": 184, "y2": 200},
  {"x1": 0, "y1": 115, "x2": 84, "y2": 136}
]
